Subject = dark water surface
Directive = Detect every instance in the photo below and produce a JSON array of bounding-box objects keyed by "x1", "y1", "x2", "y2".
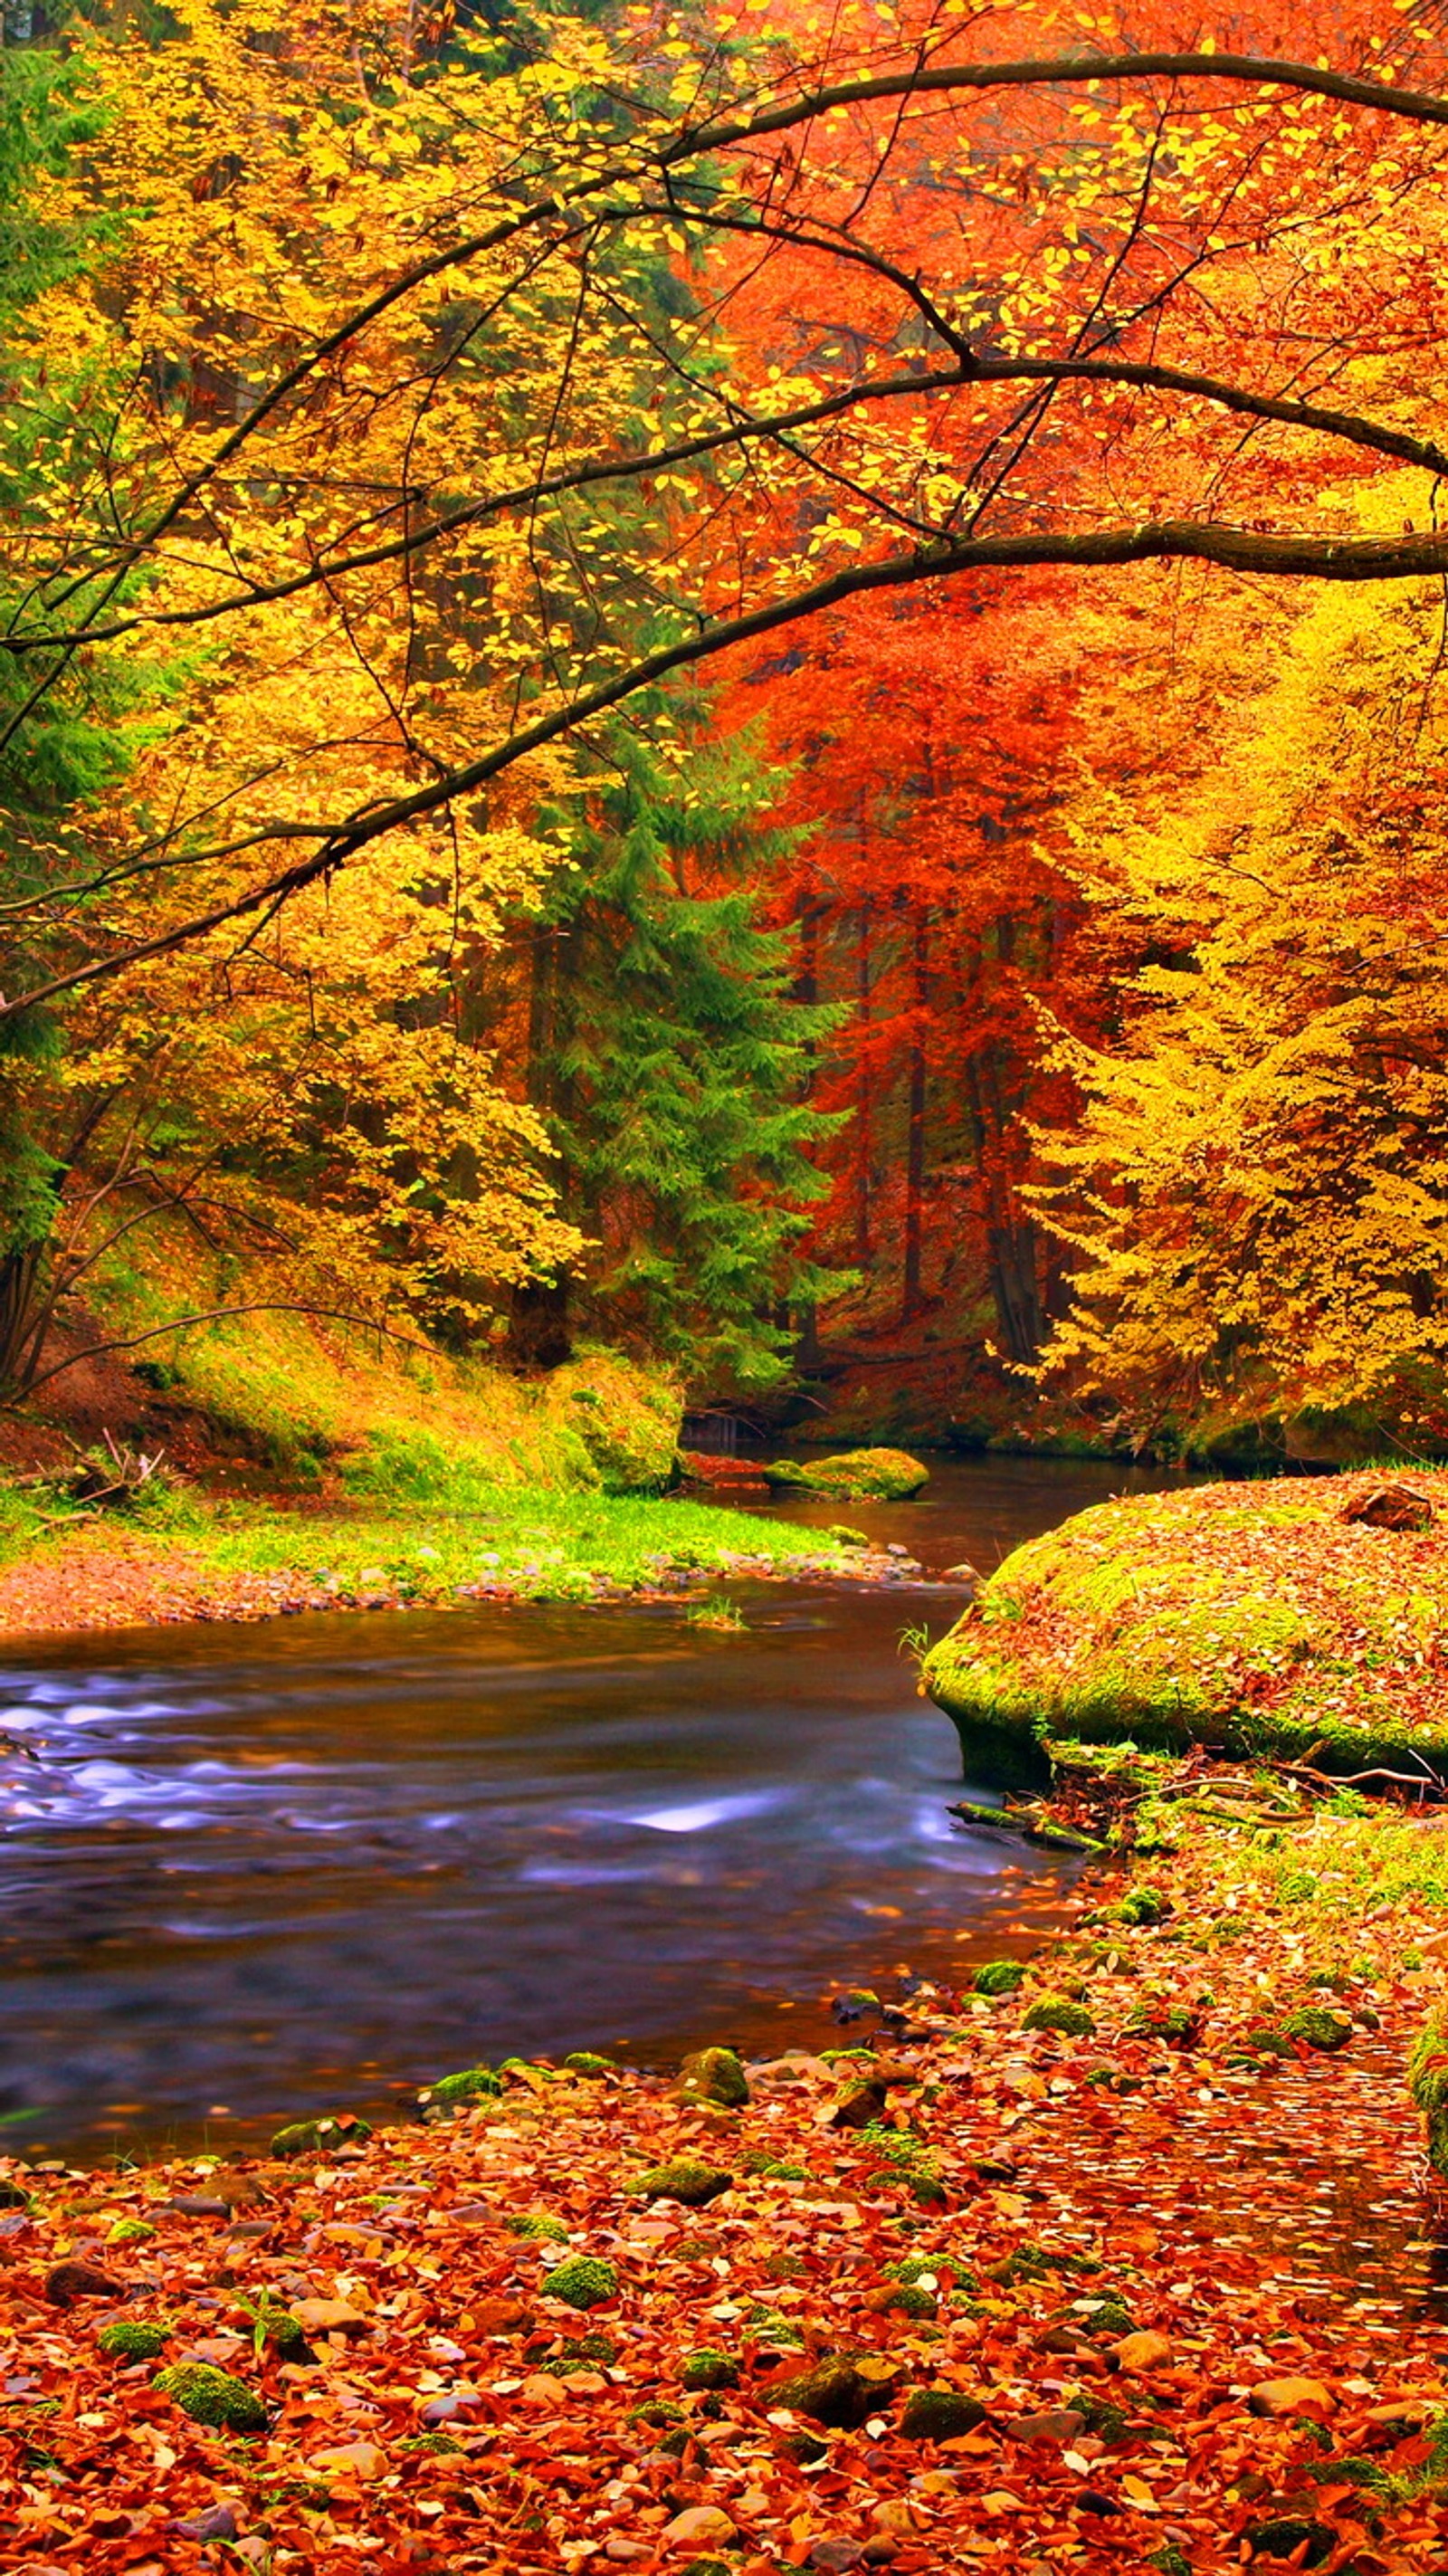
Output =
[{"x1": 0, "y1": 1455, "x2": 1189, "y2": 2161}]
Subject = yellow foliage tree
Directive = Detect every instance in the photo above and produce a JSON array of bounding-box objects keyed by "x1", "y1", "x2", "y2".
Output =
[{"x1": 1036, "y1": 525, "x2": 1448, "y2": 1446}]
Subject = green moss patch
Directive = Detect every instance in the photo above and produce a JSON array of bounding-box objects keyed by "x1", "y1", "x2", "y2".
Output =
[
  {"x1": 922, "y1": 1471, "x2": 1448, "y2": 1772},
  {"x1": 761, "y1": 1446, "x2": 929, "y2": 1500}
]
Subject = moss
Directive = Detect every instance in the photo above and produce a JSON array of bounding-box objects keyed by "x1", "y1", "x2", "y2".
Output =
[
  {"x1": 634, "y1": 2160, "x2": 732, "y2": 2208},
  {"x1": 676, "y1": 2046, "x2": 748, "y2": 2109},
  {"x1": 1068, "y1": 2295, "x2": 1137, "y2": 2338},
  {"x1": 270, "y1": 2115, "x2": 373, "y2": 2157},
  {"x1": 559, "y1": 2333, "x2": 617, "y2": 2366},
  {"x1": 1410, "y1": 2013, "x2": 1448, "y2": 2177},
  {"x1": 1115, "y1": 1884, "x2": 1172, "y2": 1925},
  {"x1": 544, "y1": 2256, "x2": 617, "y2": 2310},
  {"x1": 1125, "y1": 2001, "x2": 1197, "y2": 2043},
  {"x1": 679, "y1": 2347, "x2": 740, "y2": 2391},
  {"x1": 1021, "y1": 1994, "x2": 1097, "y2": 2038},
  {"x1": 97, "y1": 2318, "x2": 169, "y2": 2361},
  {"x1": 627, "y1": 2401, "x2": 685, "y2": 2429},
  {"x1": 1148, "y1": 2545, "x2": 1192, "y2": 2576},
  {"x1": 106, "y1": 2217, "x2": 156, "y2": 2245},
  {"x1": 506, "y1": 2213, "x2": 570, "y2": 2242},
  {"x1": 154, "y1": 2362, "x2": 267, "y2": 2431},
  {"x1": 564, "y1": 2053, "x2": 618, "y2": 2078},
  {"x1": 881, "y1": 2282, "x2": 938, "y2": 2318},
  {"x1": 899, "y1": 2387, "x2": 986, "y2": 2440},
  {"x1": 825, "y1": 1523, "x2": 871, "y2": 1546},
  {"x1": 1281, "y1": 2006, "x2": 1353, "y2": 2052},
  {"x1": 423, "y1": 2066, "x2": 502, "y2": 2110},
  {"x1": 922, "y1": 1473, "x2": 1448, "y2": 1770},
  {"x1": 769, "y1": 2358, "x2": 876, "y2": 2428},
  {"x1": 762, "y1": 1446, "x2": 929, "y2": 1501},
  {"x1": 973, "y1": 1960, "x2": 1027, "y2": 1997},
  {"x1": 1243, "y1": 2517, "x2": 1334, "y2": 2565}
]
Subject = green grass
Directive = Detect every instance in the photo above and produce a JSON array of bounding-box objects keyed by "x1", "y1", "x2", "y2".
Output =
[{"x1": 10, "y1": 1477, "x2": 854, "y2": 1608}]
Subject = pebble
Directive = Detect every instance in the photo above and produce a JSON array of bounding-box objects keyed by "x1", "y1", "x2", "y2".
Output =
[
  {"x1": 175, "y1": 2505, "x2": 240, "y2": 2543},
  {"x1": 1248, "y1": 2376, "x2": 1335, "y2": 2417},
  {"x1": 662, "y1": 2504, "x2": 737, "y2": 2548},
  {"x1": 1007, "y1": 2407, "x2": 1086, "y2": 2444}
]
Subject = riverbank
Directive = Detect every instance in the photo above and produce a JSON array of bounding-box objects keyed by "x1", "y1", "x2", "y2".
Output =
[
  {"x1": 5, "y1": 1766, "x2": 1448, "y2": 2573},
  {"x1": 0, "y1": 1484, "x2": 908, "y2": 1639}
]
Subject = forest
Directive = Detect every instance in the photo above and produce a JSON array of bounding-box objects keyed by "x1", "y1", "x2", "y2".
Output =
[
  {"x1": 7, "y1": 0, "x2": 1448, "y2": 1464},
  {"x1": 14, "y1": 7, "x2": 1448, "y2": 2576}
]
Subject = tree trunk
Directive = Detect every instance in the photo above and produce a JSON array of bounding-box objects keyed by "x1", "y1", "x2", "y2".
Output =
[{"x1": 507, "y1": 920, "x2": 575, "y2": 1369}]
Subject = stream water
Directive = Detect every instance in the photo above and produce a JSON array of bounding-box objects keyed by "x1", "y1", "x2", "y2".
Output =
[{"x1": 0, "y1": 1455, "x2": 1194, "y2": 2162}]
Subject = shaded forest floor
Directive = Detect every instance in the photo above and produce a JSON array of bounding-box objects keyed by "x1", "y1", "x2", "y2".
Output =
[{"x1": 5, "y1": 1774, "x2": 1448, "y2": 2575}]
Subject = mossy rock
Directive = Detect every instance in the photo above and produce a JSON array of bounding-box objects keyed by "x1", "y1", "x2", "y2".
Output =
[
  {"x1": 548, "y1": 1355, "x2": 683, "y2": 1493},
  {"x1": 506, "y1": 2211, "x2": 571, "y2": 2242},
  {"x1": 679, "y1": 2347, "x2": 740, "y2": 2391},
  {"x1": 1115, "y1": 1884, "x2": 1171, "y2": 1926},
  {"x1": 1410, "y1": 2013, "x2": 1448, "y2": 2178},
  {"x1": 769, "y1": 2357, "x2": 876, "y2": 2428},
  {"x1": 627, "y1": 2400, "x2": 686, "y2": 2429},
  {"x1": 154, "y1": 2362, "x2": 267, "y2": 2431},
  {"x1": 634, "y1": 2159, "x2": 732, "y2": 2208},
  {"x1": 973, "y1": 1960, "x2": 1027, "y2": 1997},
  {"x1": 900, "y1": 2387, "x2": 986, "y2": 2441},
  {"x1": 271, "y1": 2114, "x2": 373, "y2": 2158},
  {"x1": 1281, "y1": 2006, "x2": 1353, "y2": 2053},
  {"x1": 921, "y1": 1473, "x2": 1448, "y2": 1771},
  {"x1": 762, "y1": 1446, "x2": 928, "y2": 1501},
  {"x1": 676, "y1": 2046, "x2": 749, "y2": 2109},
  {"x1": 1125, "y1": 2001, "x2": 1197, "y2": 2044},
  {"x1": 879, "y1": 2282, "x2": 938, "y2": 2319},
  {"x1": 1244, "y1": 2517, "x2": 1334, "y2": 2566},
  {"x1": 1021, "y1": 1993, "x2": 1096, "y2": 2038},
  {"x1": 106, "y1": 2217, "x2": 157, "y2": 2246},
  {"x1": 98, "y1": 2318, "x2": 170, "y2": 2362},
  {"x1": 825, "y1": 1524, "x2": 871, "y2": 1547},
  {"x1": 422, "y1": 2066, "x2": 502, "y2": 2111},
  {"x1": 544, "y1": 2256, "x2": 617, "y2": 2310},
  {"x1": 564, "y1": 2052, "x2": 618, "y2": 2078}
]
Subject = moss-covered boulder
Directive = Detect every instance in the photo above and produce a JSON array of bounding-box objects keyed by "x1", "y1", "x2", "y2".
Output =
[
  {"x1": 769, "y1": 2357, "x2": 877, "y2": 2428},
  {"x1": 154, "y1": 2362, "x2": 267, "y2": 2431},
  {"x1": 634, "y1": 2159, "x2": 732, "y2": 2208},
  {"x1": 546, "y1": 1355, "x2": 683, "y2": 1493},
  {"x1": 900, "y1": 2387, "x2": 986, "y2": 2441},
  {"x1": 271, "y1": 2114, "x2": 373, "y2": 2158},
  {"x1": 1021, "y1": 1994, "x2": 1096, "y2": 2038},
  {"x1": 973, "y1": 1960, "x2": 1027, "y2": 1997},
  {"x1": 418, "y1": 2066, "x2": 502, "y2": 2112},
  {"x1": 565, "y1": 2052, "x2": 618, "y2": 2078},
  {"x1": 922, "y1": 1471, "x2": 1448, "y2": 1773},
  {"x1": 676, "y1": 2046, "x2": 749, "y2": 2109},
  {"x1": 762, "y1": 1447, "x2": 929, "y2": 1501},
  {"x1": 1410, "y1": 2012, "x2": 1448, "y2": 2178},
  {"x1": 544, "y1": 2256, "x2": 617, "y2": 2310},
  {"x1": 679, "y1": 2347, "x2": 740, "y2": 2391},
  {"x1": 1281, "y1": 2006, "x2": 1353, "y2": 2053},
  {"x1": 98, "y1": 2318, "x2": 170, "y2": 2361}
]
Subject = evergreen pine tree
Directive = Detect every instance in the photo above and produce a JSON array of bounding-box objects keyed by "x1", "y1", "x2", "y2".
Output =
[{"x1": 508, "y1": 705, "x2": 848, "y2": 1388}]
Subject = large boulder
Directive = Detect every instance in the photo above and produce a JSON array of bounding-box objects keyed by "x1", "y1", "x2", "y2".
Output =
[
  {"x1": 762, "y1": 1447, "x2": 929, "y2": 1502},
  {"x1": 922, "y1": 1470, "x2": 1448, "y2": 1775}
]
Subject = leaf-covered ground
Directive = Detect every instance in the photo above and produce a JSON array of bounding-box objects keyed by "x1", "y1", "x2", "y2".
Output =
[
  {"x1": 923, "y1": 1470, "x2": 1448, "y2": 1768},
  {"x1": 5, "y1": 1787, "x2": 1448, "y2": 2575}
]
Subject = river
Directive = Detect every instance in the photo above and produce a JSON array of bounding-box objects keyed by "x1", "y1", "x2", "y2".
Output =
[{"x1": 0, "y1": 1454, "x2": 1188, "y2": 2162}]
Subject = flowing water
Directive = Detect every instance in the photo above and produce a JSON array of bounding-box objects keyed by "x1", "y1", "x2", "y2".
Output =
[{"x1": 0, "y1": 1455, "x2": 1192, "y2": 2161}]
